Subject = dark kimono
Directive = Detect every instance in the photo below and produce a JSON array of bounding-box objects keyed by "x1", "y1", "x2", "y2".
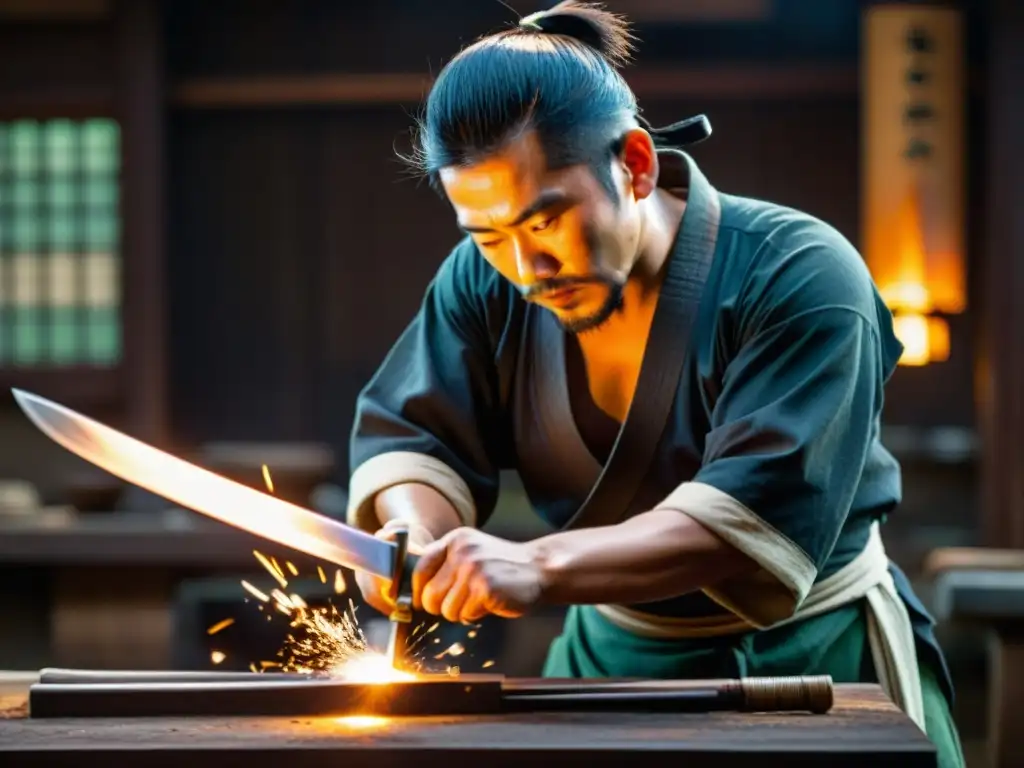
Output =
[{"x1": 347, "y1": 151, "x2": 962, "y2": 766}]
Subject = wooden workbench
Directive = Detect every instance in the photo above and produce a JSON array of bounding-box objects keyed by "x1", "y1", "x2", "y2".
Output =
[
  {"x1": 925, "y1": 546, "x2": 1024, "y2": 768},
  {"x1": 0, "y1": 683, "x2": 936, "y2": 767}
]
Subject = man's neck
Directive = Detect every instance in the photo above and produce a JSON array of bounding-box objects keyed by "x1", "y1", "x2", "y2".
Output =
[
  {"x1": 633, "y1": 186, "x2": 687, "y2": 284},
  {"x1": 579, "y1": 189, "x2": 686, "y2": 352},
  {"x1": 619, "y1": 187, "x2": 687, "y2": 320}
]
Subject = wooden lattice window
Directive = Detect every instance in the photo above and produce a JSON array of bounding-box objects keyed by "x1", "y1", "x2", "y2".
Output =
[{"x1": 0, "y1": 118, "x2": 121, "y2": 368}]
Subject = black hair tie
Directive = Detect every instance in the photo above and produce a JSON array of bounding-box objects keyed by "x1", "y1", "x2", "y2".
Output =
[{"x1": 637, "y1": 114, "x2": 712, "y2": 147}]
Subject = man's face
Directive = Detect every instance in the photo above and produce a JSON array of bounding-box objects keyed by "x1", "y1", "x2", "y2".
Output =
[{"x1": 440, "y1": 131, "x2": 644, "y2": 334}]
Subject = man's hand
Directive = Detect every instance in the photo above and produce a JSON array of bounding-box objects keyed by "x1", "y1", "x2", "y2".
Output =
[
  {"x1": 354, "y1": 519, "x2": 436, "y2": 616},
  {"x1": 412, "y1": 528, "x2": 546, "y2": 624}
]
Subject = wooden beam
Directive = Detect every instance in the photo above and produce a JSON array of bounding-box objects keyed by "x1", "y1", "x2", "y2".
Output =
[
  {"x1": 0, "y1": 0, "x2": 110, "y2": 21},
  {"x1": 0, "y1": 86, "x2": 114, "y2": 119},
  {"x1": 170, "y1": 65, "x2": 858, "y2": 109},
  {"x1": 116, "y1": 0, "x2": 167, "y2": 446},
  {"x1": 977, "y1": 0, "x2": 1024, "y2": 550},
  {"x1": 607, "y1": 0, "x2": 773, "y2": 23}
]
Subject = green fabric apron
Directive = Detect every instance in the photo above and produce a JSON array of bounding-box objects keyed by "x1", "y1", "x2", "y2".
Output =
[{"x1": 543, "y1": 601, "x2": 965, "y2": 768}]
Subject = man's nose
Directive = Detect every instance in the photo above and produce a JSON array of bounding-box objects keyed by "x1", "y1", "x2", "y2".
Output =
[{"x1": 515, "y1": 243, "x2": 560, "y2": 282}]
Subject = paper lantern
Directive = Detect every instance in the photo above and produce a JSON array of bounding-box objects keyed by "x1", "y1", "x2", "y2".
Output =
[{"x1": 861, "y1": 5, "x2": 965, "y2": 366}]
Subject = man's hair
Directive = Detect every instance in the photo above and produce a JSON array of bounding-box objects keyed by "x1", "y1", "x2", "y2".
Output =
[{"x1": 405, "y1": 2, "x2": 639, "y2": 197}]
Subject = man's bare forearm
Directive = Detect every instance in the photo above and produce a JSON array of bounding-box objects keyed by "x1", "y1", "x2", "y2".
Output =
[
  {"x1": 527, "y1": 508, "x2": 760, "y2": 606},
  {"x1": 374, "y1": 483, "x2": 464, "y2": 541}
]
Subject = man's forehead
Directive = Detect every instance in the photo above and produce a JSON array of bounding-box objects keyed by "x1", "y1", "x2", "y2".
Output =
[{"x1": 440, "y1": 134, "x2": 546, "y2": 196}]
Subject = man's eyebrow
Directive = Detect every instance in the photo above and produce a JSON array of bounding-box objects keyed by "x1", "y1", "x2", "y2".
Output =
[{"x1": 458, "y1": 189, "x2": 572, "y2": 234}]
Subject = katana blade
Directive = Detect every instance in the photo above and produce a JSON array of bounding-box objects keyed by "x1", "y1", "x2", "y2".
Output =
[{"x1": 12, "y1": 388, "x2": 396, "y2": 580}]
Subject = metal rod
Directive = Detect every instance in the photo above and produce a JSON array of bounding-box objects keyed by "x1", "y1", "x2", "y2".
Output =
[
  {"x1": 27, "y1": 674, "x2": 833, "y2": 719},
  {"x1": 38, "y1": 669, "x2": 308, "y2": 685},
  {"x1": 503, "y1": 690, "x2": 734, "y2": 713},
  {"x1": 29, "y1": 676, "x2": 505, "y2": 719}
]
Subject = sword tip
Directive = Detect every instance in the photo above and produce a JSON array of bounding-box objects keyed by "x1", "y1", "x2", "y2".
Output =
[
  {"x1": 11, "y1": 388, "x2": 33, "y2": 413},
  {"x1": 11, "y1": 388, "x2": 42, "y2": 415}
]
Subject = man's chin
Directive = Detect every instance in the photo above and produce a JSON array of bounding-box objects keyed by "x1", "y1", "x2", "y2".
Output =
[
  {"x1": 554, "y1": 304, "x2": 616, "y2": 335},
  {"x1": 537, "y1": 281, "x2": 624, "y2": 335}
]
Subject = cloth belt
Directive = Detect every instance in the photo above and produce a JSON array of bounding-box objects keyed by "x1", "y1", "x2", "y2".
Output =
[{"x1": 595, "y1": 522, "x2": 926, "y2": 730}]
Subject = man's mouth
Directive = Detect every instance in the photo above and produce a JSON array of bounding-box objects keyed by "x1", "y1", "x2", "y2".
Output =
[{"x1": 540, "y1": 286, "x2": 582, "y2": 306}]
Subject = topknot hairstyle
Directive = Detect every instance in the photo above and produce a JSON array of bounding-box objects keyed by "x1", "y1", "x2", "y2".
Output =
[{"x1": 406, "y1": 2, "x2": 640, "y2": 197}]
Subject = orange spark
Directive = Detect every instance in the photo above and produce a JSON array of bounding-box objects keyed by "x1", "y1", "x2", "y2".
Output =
[
  {"x1": 254, "y1": 550, "x2": 288, "y2": 589},
  {"x1": 261, "y1": 463, "x2": 274, "y2": 493},
  {"x1": 206, "y1": 618, "x2": 235, "y2": 635},
  {"x1": 482, "y1": 660, "x2": 495, "y2": 668},
  {"x1": 435, "y1": 642, "x2": 465, "y2": 660},
  {"x1": 270, "y1": 556, "x2": 287, "y2": 583},
  {"x1": 285, "y1": 561, "x2": 299, "y2": 576},
  {"x1": 210, "y1": 651, "x2": 226, "y2": 665},
  {"x1": 317, "y1": 566, "x2": 327, "y2": 583},
  {"x1": 334, "y1": 569, "x2": 346, "y2": 594}
]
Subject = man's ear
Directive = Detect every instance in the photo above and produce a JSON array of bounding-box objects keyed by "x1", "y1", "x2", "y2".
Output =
[{"x1": 618, "y1": 128, "x2": 659, "y2": 201}]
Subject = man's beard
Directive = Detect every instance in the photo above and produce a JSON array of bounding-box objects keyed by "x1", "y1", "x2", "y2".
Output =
[{"x1": 522, "y1": 276, "x2": 625, "y2": 335}]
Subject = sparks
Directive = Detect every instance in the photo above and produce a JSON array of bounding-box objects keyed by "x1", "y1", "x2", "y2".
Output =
[
  {"x1": 206, "y1": 618, "x2": 235, "y2": 635},
  {"x1": 482, "y1": 660, "x2": 495, "y2": 668},
  {"x1": 272, "y1": 599, "x2": 415, "y2": 683},
  {"x1": 261, "y1": 463, "x2": 274, "y2": 493},
  {"x1": 241, "y1": 580, "x2": 270, "y2": 602},
  {"x1": 240, "y1": 549, "x2": 482, "y2": 681},
  {"x1": 210, "y1": 651, "x2": 226, "y2": 665},
  {"x1": 254, "y1": 550, "x2": 288, "y2": 589},
  {"x1": 435, "y1": 642, "x2": 465, "y2": 660},
  {"x1": 277, "y1": 601, "x2": 370, "y2": 673},
  {"x1": 270, "y1": 588, "x2": 293, "y2": 608}
]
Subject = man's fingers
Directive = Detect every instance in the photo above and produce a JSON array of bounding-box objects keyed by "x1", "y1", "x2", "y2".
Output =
[
  {"x1": 459, "y1": 582, "x2": 491, "y2": 624},
  {"x1": 411, "y1": 535, "x2": 450, "y2": 609},
  {"x1": 354, "y1": 572, "x2": 393, "y2": 616},
  {"x1": 420, "y1": 557, "x2": 458, "y2": 615},
  {"x1": 440, "y1": 566, "x2": 472, "y2": 623}
]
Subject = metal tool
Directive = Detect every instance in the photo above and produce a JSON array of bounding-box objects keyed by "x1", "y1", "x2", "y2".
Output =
[
  {"x1": 11, "y1": 388, "x2": 418, "y2": 668},
  {"x1": 26, "y1": 674, "x2": 835, "y2": 719},
  {"x1": 384, "y1": 525, "x2": 414, "y2": 672}
]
